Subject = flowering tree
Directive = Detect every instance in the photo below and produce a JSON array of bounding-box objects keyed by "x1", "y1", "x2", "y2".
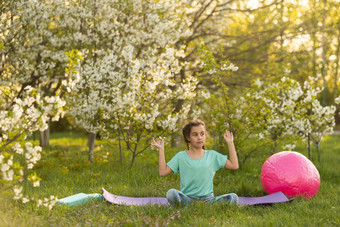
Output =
[
  {"x1": 298, "y1": 78, "x2": 336, "y2": 160},
  {"x1": 251, "y1": 77, "x2": 306, "y2": 153},
  {"x1": 67, "y1": 0, "x2": 197, "y2": 166},
  {"x1": 203, "y1": 73, "x2": 336, "y2": 162},
  {"x1": 0, "y1": 85, "x2": 63, "y2": 208},
  {"x1": 1, "y1": 0, "x2": 79, "y2": 208},
  {"x1": 252, "y1": 76, "x2": 336, "y2": 160},
  {"x1": 195, "y1": 43, "x2": 268, "y2": 163},
  {"x1": 1, "y1": 0, "x2": 80, "y2": 146},
  {"x1": 197, "y1": 43, "x2": 336, "y2": 161}
]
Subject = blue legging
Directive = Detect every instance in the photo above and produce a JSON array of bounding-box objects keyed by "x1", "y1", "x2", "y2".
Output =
[{"x1": 166, "y1": 188, "x2": 239, "y2": 207}]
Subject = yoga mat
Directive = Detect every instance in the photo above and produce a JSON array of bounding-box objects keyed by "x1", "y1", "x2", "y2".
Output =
[
  {"x1": 58, "y1": 193, "x2": 103, "y2": 206},
  {"x1": 102, "y1": 188, "x2": 169, "y2": 206},
  {"x1": 102, "y1": 188, "x2": 294, "y2": 206},
  {"x1": 238, "y1": 191, "x2": 294, "y2": 205}
]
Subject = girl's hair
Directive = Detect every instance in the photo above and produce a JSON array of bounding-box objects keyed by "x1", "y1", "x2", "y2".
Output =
[{"x1": 182, "y1": 119, "x2": 207, "y2": 150}]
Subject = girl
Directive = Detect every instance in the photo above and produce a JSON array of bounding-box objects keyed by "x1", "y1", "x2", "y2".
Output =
[{"x1": 151, "y1": 119, "x2": 239, "y2": 207}]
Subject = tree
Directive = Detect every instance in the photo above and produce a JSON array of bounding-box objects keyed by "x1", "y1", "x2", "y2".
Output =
[
  {"x1": 67, "y1": 0, "x2": 197, "y2": 166},
  {"x1": 251, "y1": 76, "x2": 336, "y2": 160},
  {"x1": 0, "y1": 0, "x2": 79, "y2": 208},
  {"x1": 197, "y1": 43, "x2": 336, "y2": 161},
  {"x1": 191, "y1": 0, "x2": 340, "y2": 131},
  {"x1": 196, "y1": 44, "x2": 267, "y2": 163},
  {"x1": 1, "y1": 0, "x2": 80, "y2": 146}
]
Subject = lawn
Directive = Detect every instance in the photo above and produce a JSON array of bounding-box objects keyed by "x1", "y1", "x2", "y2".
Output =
[{"x1": 1, "y1": 132, "x2": 340, "y2": 226}]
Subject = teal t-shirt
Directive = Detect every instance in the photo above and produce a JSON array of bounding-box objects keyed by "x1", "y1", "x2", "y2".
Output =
[{"x1": 167, "y1": 150, "x2": 227, "y2": 198}]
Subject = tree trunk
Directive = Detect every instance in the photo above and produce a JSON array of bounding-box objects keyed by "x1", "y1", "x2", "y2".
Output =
[
  {"x1": 88, "y1": 132, "x2": 96, "y2": 163},
  {"x1": 118, "y1": 130, "x2": 123, "y2": 165},
  {"x1": 130, "y1": 154, "x2": 136, "y2": 169},
  {"x1": 320, "y1": 0, "x2": 328, "y2": 105},
  {"x1": 270, "y1": 139, "x2": 277, "y2": 154},
  {"x1": 129, "y1": 134, "x2": 143, "y2": 168},
  {"x1": 279, "y1": 0, "x2": 285, "y2": 77},
  {"x1": 39, "y1": 125, "x2": 50, "y2": 147},
  {"x1": 171, "y1": 117, "x2": 182, "y2": 148},
  {"x1": 171, "y1": 93, "x2": 185, "y2": 148},
  {"x1": 129, "y1": 143, "x2": 138, "y2": 168},
  {"x1": 171, "y1": 133, "x2": 182, "y2": 147},
  {"x1": 332, "y1": 21, "x2": 340, "y2": 99},
  {"x1": 307, "y1": 134, "x2": 311, "y2": 160},
  {"x1": 315, "y1": 140, "x2": 321, "y2": 162},
  {"x1": 312, "y1": 0, "x2": 317, "y2": 80}
]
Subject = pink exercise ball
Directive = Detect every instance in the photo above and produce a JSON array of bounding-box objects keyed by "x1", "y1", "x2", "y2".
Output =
[{"x1": 260, "y1": 151, "x2": 320, "y2": 198}]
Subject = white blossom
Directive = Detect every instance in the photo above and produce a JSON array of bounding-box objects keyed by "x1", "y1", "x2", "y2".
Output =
[
  {"x1": 32, "y1": 179, "x2": 40, "y2": 187},
  {"x1": 12, "y1": 143, "x2": 24, "y2": 154},
  {"x1": 13, "y1": 186, "x2": 23, "y2": 200},
  {"x1": 335, "y1": 96, "x2": 340, "y2": 105},
  {"x1": 1, "y1": 163, "x2": 10, "y2": 172},
  {"x1": 37, "y1": 199, "x2": 43, "y2": 207},
  {"x1": 207, "y1": 69, "x2": 216, "y2": 74},
  {"x1": 221, "y1": 63, "x2": 238, "y2": 71},
  {"x1": 22, "y1": 197, "x2": 30, "y2": 203},
  {"x1": 254, "y1": 79, "x2": 262, "y2": 88},
  {"x1": 283, "y1": 144, "x2": 296, "y2": 151}
]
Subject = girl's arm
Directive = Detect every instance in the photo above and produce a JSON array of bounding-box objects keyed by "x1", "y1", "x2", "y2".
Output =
[
  {"x1": 151, "y1": 137, "x2": 173, "y2": 176},
  {"x1": 223, "y1": 130, "x2": 239, "y2": 170}
]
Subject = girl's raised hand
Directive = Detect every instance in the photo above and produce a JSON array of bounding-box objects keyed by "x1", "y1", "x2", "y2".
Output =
[
  {"x1": 223, "y1": 130, "x2": 234, "y2": 143},
  {"x1": 151, "y1": 137, "x2": 164, "y2": 150}
]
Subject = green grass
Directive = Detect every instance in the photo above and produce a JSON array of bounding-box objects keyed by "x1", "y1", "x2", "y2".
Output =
[{"x1": 1, "y1": 133, "x2": 340, "y2": 226}]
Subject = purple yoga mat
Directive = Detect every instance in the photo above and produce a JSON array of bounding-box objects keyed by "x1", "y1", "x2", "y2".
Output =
[
  {"x1": 102, "y1": 188, "x2": 294, "y2": 206},
  {"x1": 238, "y1": 191, "x2": 294, "y2": 205},
  {"x1": 102, "y1": 188, "x2": 169, "y2": 206}
]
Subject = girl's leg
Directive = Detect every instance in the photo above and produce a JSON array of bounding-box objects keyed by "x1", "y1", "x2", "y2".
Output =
[
  {"x1": 166, "y1": 189, "x2": 191, "y2": 207},
  {"x1": 213, "y1": 193, "x2": 239, "y2": 205}
]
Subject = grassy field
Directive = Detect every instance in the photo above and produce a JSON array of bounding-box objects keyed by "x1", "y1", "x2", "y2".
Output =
[{"x1": 1, "y1": 132, "x2": 340, "y2": 226}]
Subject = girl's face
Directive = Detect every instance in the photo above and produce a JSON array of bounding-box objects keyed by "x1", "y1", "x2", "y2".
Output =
[{"x1": 187, "y1": 125, "x2": 206, "y2": 149}]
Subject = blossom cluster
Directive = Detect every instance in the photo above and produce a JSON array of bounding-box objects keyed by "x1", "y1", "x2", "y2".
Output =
[
  {"x1": 12, "y1": 185, "x2": 58, "y2": 210},
  {"x1": 1, "y1": 142, "x2": 44, "y2": 204},
  {"x1": 335, "y1": 96, "x2": 340, "y2": 105},
  {"x1": 1, "y1": 142, "x2": 42, "y2": 184},
  {"x1": 0, "y1": 86, "x2": 66, "y2": 145},
  {"x1": 0, "y1": 153, "x2": 17, "y2": 181}
]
